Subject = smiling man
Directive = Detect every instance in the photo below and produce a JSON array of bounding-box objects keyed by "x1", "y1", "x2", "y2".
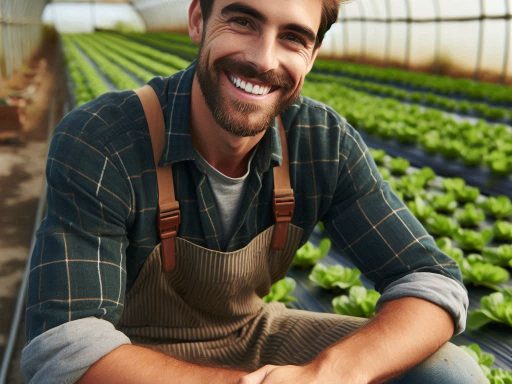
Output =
[{"x1": 21, "y1": 0, "x2": 485, "y2": 383}]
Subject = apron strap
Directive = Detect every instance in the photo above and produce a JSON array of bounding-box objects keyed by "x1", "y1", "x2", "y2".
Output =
[
  {"x1": 271, "y1": 116, "x2": 294, "y2": 250},
  {"x1": 135, "y1": 85, "x2": 179, "y2": 273},
  {"x1": 135, "y1": 85, "x2": 294, "y2": 268}
]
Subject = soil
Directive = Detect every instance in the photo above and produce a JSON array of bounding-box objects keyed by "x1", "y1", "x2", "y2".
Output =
[{"x1": 0, "y1": 28, "x2": 67, "y2": 380}]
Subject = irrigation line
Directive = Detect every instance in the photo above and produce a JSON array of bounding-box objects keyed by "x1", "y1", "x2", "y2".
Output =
[{"x1": 0, "y1": 96, "x2": 60, "y2": 384}]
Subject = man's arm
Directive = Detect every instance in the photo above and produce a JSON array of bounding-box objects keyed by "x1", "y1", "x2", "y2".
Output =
[
  {"x1": 240, "y1": 296, "x2": 454, "y2": 384},
  {"x1": 78, "y1": 344, "x2": 248, "y2": 384}
]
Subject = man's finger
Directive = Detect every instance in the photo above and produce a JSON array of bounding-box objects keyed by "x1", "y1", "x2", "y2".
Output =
[{"x1": 238, "y1": 365, "x2": 277, "y2": 384}]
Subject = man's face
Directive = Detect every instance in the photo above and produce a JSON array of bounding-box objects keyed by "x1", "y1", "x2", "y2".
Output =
[{"x1": 191, "y1": 0, "x2": 322, "y2": 137}]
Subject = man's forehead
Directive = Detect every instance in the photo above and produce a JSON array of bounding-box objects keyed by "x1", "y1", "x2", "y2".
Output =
[{"x1": 211, "y1": 0, "x2": 322, "y2": 31}]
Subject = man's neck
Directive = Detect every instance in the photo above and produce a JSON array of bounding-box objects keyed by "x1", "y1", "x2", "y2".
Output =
[{"x1": 190, "y1": 76, "x2": 266, "y2": 178}]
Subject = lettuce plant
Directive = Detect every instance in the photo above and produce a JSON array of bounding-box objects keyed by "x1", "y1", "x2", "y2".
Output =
[
  {"x1": 292, "y1": 238, "x2": 331, "y2": 269},
  {"x1": 263, "y1": 277, "x2": 297, "y2": 304},
  {"x1": 481, "y1": 195, "x2": 512, "y2": 219},
  {"x1": 332, "y1": 286, "x2": 380, "y2": 318},
  {"x1": 493, "y1": 221, "x2": 512, "y2": 242},
  {"x1": 441, "y1": 177, "x2": 479, "y2": 203},
  {"x1": 426, "y1": 213, "x2": 459, "y2": 237},
  {"x1": 468, "y1": 289, "x2": 512, "y2": 330},
  {"x1": 430, "y1": 193, "x2": 458, "y2": 213},
  {"x1": 436, "y1": 237, "x2": 464, "y2": 264},
  {"x1": 389, "y1": 157, "x2": 410, "y2": 175},
  {"x1": 309, "y1": 263, "x2": 362, "y2": 291},
  {"x1": 407, "y1": 196, "x2": 434, "y2": 223},
  {"x1": 459, "y1": 257, "x2": 509, "y2": 290},
  {"x1": 455, "y1": 203, "x2": 486, "y2": 227},
  {"x1": 461, "y1": 343, "x2": 494, "y2": 378},
  {"x1": 482, "y1": 245, "x2": 512, "y2": 268},
  {"x1": 454, "y1": 228, "x2": 493, "y2": 251},
  {"x1": 460, "y1": 343, "x2": 512, "y2": 383}
]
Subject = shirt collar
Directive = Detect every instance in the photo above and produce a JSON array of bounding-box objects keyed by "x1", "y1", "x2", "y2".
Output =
[{"x1": 159, "y1": 61, "x2": 283, "y2": 172}]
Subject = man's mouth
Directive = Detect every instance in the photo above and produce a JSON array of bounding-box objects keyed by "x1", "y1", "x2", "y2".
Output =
[{"x1": 228, "y1": 73, "x2": 272, "y2": 96}]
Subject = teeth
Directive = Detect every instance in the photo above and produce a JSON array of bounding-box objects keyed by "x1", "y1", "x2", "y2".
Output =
[{"x1": 229, "y1": 74, "x2": 271, "y2": 96}]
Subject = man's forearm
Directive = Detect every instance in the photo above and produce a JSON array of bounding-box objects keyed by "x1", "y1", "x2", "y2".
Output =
[
  {"x1": 77, "y1": 344, "x2": 248, "y2": 384},
  {"x1": 314, "y1": 296, "x2": 455, "y2": 383}
]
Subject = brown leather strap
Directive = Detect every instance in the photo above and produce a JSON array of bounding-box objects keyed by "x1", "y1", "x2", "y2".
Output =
[
  {"x1": 271, "y1": 116, "x2": 294, "y2": 250},
  {"x1": 135, "y1": 85, "x2": 179, "y2": 273}
]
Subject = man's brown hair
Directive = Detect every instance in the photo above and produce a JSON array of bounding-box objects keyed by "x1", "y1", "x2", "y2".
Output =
[{"x1": 198, "y1": 0, "x2": 343, "y2": 47}]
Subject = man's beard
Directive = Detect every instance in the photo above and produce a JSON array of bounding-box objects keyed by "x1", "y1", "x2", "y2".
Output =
[{"x1": 195, "y1": 49, "x2": 300, "y2": 137}]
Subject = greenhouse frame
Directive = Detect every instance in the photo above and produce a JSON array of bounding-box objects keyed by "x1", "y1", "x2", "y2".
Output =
[{"x1": 0, "y1": 0, "x2": 511, "y2": 383}]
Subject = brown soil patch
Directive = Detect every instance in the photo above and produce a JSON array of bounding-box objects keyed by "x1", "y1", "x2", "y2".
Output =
[{"x1": 0, "y1": 26, "x2": 68, "y2": 377}]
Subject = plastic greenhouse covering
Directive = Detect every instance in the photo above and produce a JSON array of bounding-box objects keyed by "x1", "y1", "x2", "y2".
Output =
[{"x1": 0, "y1": 0, "x2": 511, "y2": 382}]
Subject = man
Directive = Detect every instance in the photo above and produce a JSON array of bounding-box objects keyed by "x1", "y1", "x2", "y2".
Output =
[{"x1": 21, "y1": 0, "x2": 485, "y2": 383}]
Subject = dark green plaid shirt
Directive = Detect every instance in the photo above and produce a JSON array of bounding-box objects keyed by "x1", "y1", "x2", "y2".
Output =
[{"x1": 26, "y1": 63, "x2": 466, "y2": 344}]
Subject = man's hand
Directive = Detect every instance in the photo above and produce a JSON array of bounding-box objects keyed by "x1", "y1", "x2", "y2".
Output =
[{"x1": 238, "y1": 362, "x2": 367, "y2": 384}]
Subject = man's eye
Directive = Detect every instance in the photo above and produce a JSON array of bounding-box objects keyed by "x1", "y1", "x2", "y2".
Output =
[
  {"x1": 230, "y1": 17, "x2": 250, "y2": 27},
  {"x1": 283, "y1": 33, "x2": 306, "y2": 46}
]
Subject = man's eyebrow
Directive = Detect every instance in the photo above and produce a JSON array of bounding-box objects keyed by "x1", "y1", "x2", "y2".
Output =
[
  {"x1": 221, "y1": 3, "x2": 267, "y2": 22},
  {"x1": 221, "y1": 3, "x2": 318, "y2": 44},
  {"x1": 284, "y1": 23, "x2": 317, "y2": 45}
]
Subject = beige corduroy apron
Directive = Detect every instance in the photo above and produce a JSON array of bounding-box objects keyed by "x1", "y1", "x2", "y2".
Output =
[{"x1": 116, "y1": 86, "x2": 368, "y2": 371}]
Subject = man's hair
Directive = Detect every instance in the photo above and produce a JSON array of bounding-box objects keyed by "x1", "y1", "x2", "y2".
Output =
[{"x1": 198, "y1": 0, "x2": 343, "y2": 47}]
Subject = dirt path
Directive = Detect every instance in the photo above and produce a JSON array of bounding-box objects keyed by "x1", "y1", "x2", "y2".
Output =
[{"x1": 0, "y1": 29, "x2": 67, "y2": 380}]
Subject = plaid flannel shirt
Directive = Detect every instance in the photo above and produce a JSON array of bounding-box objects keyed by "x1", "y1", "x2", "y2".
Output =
[{"x1": 25, "y1": 62, "x2": 466, "y2": 344}]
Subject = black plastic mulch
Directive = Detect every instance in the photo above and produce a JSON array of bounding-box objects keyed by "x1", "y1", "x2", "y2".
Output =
[
  {"x1": 358, "y1": 131, "x2": 512, "y2": 198},
  {"x1": 286, "y1": 229, "x2": 512, "y2": 370}
]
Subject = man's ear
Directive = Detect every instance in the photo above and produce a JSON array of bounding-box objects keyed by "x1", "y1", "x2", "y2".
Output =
[{"x1": 188, "y1": 0, "x2": 203, "y2": 44}]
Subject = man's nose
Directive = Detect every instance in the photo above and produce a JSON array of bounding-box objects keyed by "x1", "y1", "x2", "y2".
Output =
[{"x1": 245, "y1": 33, "x2": 279, "y2": 73}]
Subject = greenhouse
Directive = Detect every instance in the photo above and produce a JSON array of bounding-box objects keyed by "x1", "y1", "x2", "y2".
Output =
[{"x1": 0, "y1": 0, "x2": 511, "y2": 382}]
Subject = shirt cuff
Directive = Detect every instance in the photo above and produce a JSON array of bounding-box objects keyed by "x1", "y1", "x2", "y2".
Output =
[
  {"x1": 21, "y1": 317, "x2": 131, "y2": 383},
  {"x1": 377, "y1": 272, "x2": 469, "y2": 335}
]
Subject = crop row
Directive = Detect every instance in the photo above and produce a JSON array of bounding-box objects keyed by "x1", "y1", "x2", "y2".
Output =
[
  {"x1": 61, "y1": 36, "x2": 110, "y2": 105},
  {"x1": 115, "y1": 32, "x2": 198, "y2": 61},
  {"x1": 314, "y1": 59, "x2": 512, "y2": 106},
  {"x1": 303, "y1": 77, "x2": 512, "y2": 176},
  {"x1": 99, "y1": 32, "x2": 512, "y2": 176},
  {"x1": 112, "y1": 31, "x2": 512, "y2": 124},
  {"x1": 312, "y1": 71, "x2": 512, "y2": 123}
]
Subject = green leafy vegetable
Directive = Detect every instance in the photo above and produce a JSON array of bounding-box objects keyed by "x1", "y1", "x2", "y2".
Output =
[
  {"x1": 482, "y1": 245, "x2": 512, "y2": 268},
  {"x1": 292, "y1": 238, "x2": 331, "y2": 269},
  {"x1": 388, "y1": 157, "x2": 410, "y2": 175},
  {"x1": 429, "y1": 193, "x2": 458, "y2": 213},
  {"x1": 455, "y1": 203, "x2": 486, "y2": 227},
  {"x1": 493, "y1": 221, "x2": 512, "y2": 242},
  {"x1": 436, "y1": 237, "x2": 464, "y2": 264},
  {"x1": 481, "y1": 195, "x2": 512, "y2": 219},
  {"x1": 454, "y1": 228, "x2": 493, "y2": 251},
  {"x1": 263, "y1": 277, "x2": 297, "y2": 304},
  {"x1": 462, "y1": 343, "x2": 512, "y2": 383},
  {"x1": 425, "y1": 213, "x2": 459, "y2": 237},
  {"x1": 459, "y1": 257, "x2": 509, "y2": 289},
  {"x1": 467, "y1": 289, "x2": 512, "y2": 330},
  {"x1": 332, "y1": 286, "x2": 380, "y2": 318},
  {"x1": 309, "y1": 263, "x2": 362, "y2": 290}
]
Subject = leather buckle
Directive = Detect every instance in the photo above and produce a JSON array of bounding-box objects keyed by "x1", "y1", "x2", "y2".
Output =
[
  {"x1": 158, "y1": 202, "x2": 180, "y2": 239},
  {"x1": 273, "y1": 190, "x2": 295, "y2": 223}
]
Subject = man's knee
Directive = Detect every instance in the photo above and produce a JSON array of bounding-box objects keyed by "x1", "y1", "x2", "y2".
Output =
[{"x1": 391, "y1": 342, "x2": 488, "y2": 384}]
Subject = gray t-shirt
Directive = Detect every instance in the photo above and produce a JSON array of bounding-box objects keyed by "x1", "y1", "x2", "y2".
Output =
[{"x1": 194, "y1": 149, "x2": 255, "y2": 248}]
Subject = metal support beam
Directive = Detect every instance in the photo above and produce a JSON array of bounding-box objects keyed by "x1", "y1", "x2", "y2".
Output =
[{"x1": 502, "y1": 0, "x2": 511, "y2": 82}]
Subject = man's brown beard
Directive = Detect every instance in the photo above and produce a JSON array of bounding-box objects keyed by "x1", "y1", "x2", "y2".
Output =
[{"x1": 196, "y1": 52, "x2": 300, "y2": 137}]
